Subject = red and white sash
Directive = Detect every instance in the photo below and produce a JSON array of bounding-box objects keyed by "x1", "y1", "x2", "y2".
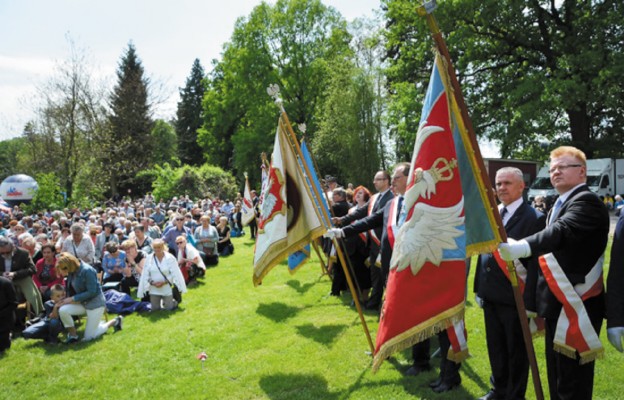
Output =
[
  {"x1": 538, "y1": 253, "x2": 604, "y2": 363},
  {"x1": 367, "y1": 193, "x2": 381, "y2": 246},
  {"x1": 446, "y1": 319, "x2": 469, "y2": 362},
  {"x1": 493, "y1": 251, "x2": 545, "y2": 336},
  {"x1": 385, "y1": 197, "x2": 401, "y2": 249}
]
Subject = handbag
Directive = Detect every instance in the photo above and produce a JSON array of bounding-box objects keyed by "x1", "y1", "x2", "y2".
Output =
[{"x1": 153, "y1": 255, "x2": 182, "y2": 304}]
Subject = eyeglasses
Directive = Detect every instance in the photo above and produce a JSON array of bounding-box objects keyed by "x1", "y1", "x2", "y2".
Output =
[
  {"x1": 391, "y1": 175, "x2": 406, "y2": 181},
  {"x1": 176, "y1": 241, "x2": 185, "y2": 245},
  {"x1": 0, "y1": 250, "x2": 12, "y2": 255},
  {"x1": 548, "y1": 164, "x2": 582, "y2": 174},
  {"x1": 175, "y1": 218, "x2": 184, "y2": 221}
]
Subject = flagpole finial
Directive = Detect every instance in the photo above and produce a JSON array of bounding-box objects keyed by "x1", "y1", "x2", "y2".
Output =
[
  {"x1": 297, "y1": 123, "x2": 307, "y2": 134},
  {"x1": 244, "y1": 171, "x2": 248, "y2": 179},
  {"x1": 417, "y1": 0, "x2": 437, "y2": 16},
  {"x1": 266, "y1": 84, "x2": 284, "y2": 110}
]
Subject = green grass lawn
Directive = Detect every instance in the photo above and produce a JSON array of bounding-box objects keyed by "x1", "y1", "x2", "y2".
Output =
[{"x1": 3, "y1": 235, "x2": 623, "y2": 399}]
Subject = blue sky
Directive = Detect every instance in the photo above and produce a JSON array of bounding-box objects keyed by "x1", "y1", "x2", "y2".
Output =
[{"x1": 0, "y1": 0, "x2": 382, "y2": 140}]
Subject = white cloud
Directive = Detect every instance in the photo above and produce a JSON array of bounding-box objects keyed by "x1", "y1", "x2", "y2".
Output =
[{"x1": 0, "y1": 55, "x2": 55, "y2": 77}]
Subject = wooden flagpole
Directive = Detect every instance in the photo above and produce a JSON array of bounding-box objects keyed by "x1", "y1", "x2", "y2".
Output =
[
  {"x1": 311, "y1": 239, "x2": 330, "y2": 277},
  {"x1": 416, "y1": 2, "x2": 543, "y2": 399},
  {"x1": 267, "y1": 85, "x2": 375, "y2": 354}
]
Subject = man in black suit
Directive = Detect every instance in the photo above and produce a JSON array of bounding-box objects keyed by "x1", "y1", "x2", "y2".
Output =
[
  {"x1": 249, "y1": 190, "x2": 259, "y2": 239},
  {"x1": 332, "y1": 170, "x2": 393, "y2": 309},
  {"x1": 475, "y1": 167, "x2": 545, "y2": 400},
  {"x1": 0, "y1": 276, "x2": 17, "y2": 352},
  {"x1": 607, "y1": 211, "x2": 624, "y2": 352},
  {"x1": 0, "y1": 236, "x2": 43, "y2": 331},
  {"x1": 329, "y1": 188, "x2": 351, "y2": 296},
  {"x1": 499, "y1": 146, "x2": 609, "y2": 400}
]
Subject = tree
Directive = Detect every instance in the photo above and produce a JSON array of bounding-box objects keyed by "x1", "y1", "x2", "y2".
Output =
[
  {"x1": 146, "y1": 163, "x2": 238, "y2": 201},
  {"x1": 313, "y1": 59, "x2": 386, "y2": 186},
  {"x1": 199, "y1": 0, "x2": 352, "y2": 187},
  {"x1": 23, "y1": 172, "x2": 65, "y2": 214},
  {"x1": 107, "y1": 42, "x2": 154, "y2": 194},
  {"x1": 383, "y1": 0, "x2": 624, "y2": 159},
  {"x1": 18, "y1": 38, "x2": 107, "y2": 200},
  {"x1": 152, "y1": 119, "x2": 179, "y2": 166},
  {"x1": 0, "y1": 137, "x2": 28, "y2": 181},
  {"x1": 175, "y1": 59, "x2": 206, "y2": 166}
]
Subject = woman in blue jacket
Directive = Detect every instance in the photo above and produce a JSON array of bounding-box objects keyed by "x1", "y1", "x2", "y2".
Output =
[{"x1": 57, "y1": 253, "x2": 122, "y2": 343}]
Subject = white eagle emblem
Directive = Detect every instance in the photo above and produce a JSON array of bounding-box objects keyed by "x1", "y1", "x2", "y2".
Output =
[{"x1": 390, "y1": 198, "x2": 465, "y2": 276}]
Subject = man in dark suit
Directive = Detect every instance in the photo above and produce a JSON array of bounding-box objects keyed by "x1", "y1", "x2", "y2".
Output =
[
  {"x1": 499, "y1": 146, "x2": 609, "y2": 400},
  {"x1": 249, "y1": 190, "x2": 259, "y2": 239},
  {"x1": 476, "y1": 167, "x2": 545, "y2": 400},
  {"x1": 0, "y1": 236, "x2": 43, "y2": 330},
  {"x1": 607, "y1": 211, "x2": 624, "y2": 352},
  {"x1": 0, "y1": 276, "x2": 17, "y2": 352},
  {"x1": 329, "y1": 188, "x2": 351, "y2": 296},
  {"x1": 332, "y1": 170, "x2": 393, "y2": 309}
]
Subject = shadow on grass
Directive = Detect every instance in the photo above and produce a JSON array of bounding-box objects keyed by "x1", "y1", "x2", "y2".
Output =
[
  {"x1": 18, "y1": 333, "x2": 107, "y2": 354},
  {"x1": 379, "y1": 337, "x2": 486, "y2": 400},
  {"x1": 259, "y1": 372, "x2": 338, "y2": 400},
  {"x1": 295, "y1": 323, "x2": 348, "y2": 347},
  {"x1": 137, "y1": 308, "x2": 183, "y2": 322},
  {"x1": 286, "y1": 279, "x2": 316, "y2": 294},
  {"x1": 256, "y1": 302, "x2": 300, "y2": 323},
  {"x1": 459, "y1": 358, "x2": 490, "y2": 393}
]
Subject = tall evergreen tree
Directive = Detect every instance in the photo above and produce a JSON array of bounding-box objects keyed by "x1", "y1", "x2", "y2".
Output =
[
  {"x1": 107, "y1": 43, "x2": 154, "y2": 194},
  {"x1": 175, "y1": 59, "x2": 206, "y2": 166}
]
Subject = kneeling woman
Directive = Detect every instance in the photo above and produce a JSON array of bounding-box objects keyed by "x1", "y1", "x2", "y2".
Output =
[
  {"x1": 137, "y1": 239, "x2": 187, "y2": 311},
  {"x1": 57, "y1": 253, "x2": 122, "y2": 343}
]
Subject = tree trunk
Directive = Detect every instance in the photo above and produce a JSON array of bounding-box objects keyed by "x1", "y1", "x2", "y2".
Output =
[{"x1": 566, "y1": 103, "x2": 592, "y2": 158}]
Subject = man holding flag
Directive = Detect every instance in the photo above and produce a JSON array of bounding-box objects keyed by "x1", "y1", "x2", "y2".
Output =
[
  {"x1": 475, "y1": 167, "x2": 545, "y2": 400},
  {"x1": 499, "y1": 146, "x2": 609, "y2": 400},
  {"x1": 324, "y1": 163, "x2": 410, "y2": 309},
  {"x1": 332, "y1": 170, "x2": 394, "y2": 310}
]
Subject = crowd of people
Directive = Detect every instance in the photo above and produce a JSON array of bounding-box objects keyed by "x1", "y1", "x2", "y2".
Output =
[{"x1": 0, "y1": 192, "x2": 243, "y2": 350}]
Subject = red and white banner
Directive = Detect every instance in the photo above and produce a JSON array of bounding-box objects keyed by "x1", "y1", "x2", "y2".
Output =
[
  {"x1": 252, "y1": 117, "x2": 326, "y2": 286},
  {"x1": 241, "y1": 173, "x2": 255, "y2": 227}
]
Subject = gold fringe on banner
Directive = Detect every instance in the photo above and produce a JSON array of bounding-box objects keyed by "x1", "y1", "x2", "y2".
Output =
[{"x1": 372, "y1": 302, "x2": 464, "y2": 372}]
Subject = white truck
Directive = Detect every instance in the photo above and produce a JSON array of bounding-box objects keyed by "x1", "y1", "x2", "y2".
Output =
[{"x1": 528, "y1": 158, "x2": 624, "y2": 206}]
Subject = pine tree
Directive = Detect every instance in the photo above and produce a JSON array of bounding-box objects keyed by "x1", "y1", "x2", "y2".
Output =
[
  {"x1": 107, "y1": 42, "x2": 154, "y2": 194},
  {"x1": 175, "y1": 59, "x2": 206, "y2": 166}
]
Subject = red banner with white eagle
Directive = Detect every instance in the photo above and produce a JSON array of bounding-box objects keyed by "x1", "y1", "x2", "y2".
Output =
[
  {"x1": 372, "y1": 55, "x2": 501, "y2": 371},
  {"x1": 252, "y1": 116, "x2": 326, "y2": 286}
]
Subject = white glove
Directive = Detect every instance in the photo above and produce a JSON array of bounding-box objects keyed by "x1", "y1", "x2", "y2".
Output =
[
  {"x1": 498, "y1": 238, "x2": 531, "y2": 261},
  {"x1": 607, "y1": 327, "x2": 624, "y2": 352},
  {"x1": 526, "y1": 310, "x2": 538, "y2": 319},
  {"x1": 323, "y1": 228, "x2": 344, "y2": 239},
  {"x1": 475, "y1": 295, "x2": 484, "y2": 308}
]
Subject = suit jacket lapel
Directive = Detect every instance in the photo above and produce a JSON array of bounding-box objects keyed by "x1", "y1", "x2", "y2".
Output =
[
  {"x1": 505, "y1": 202, "x2": 526, "y2": 231},
  {"x1": 554, "y1": 185, "x2": 590, "y2": 221}
]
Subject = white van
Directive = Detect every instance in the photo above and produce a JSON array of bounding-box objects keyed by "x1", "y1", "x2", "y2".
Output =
[{"x1": 528, "y1": 159, "x2": 624, "y2": 206}]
